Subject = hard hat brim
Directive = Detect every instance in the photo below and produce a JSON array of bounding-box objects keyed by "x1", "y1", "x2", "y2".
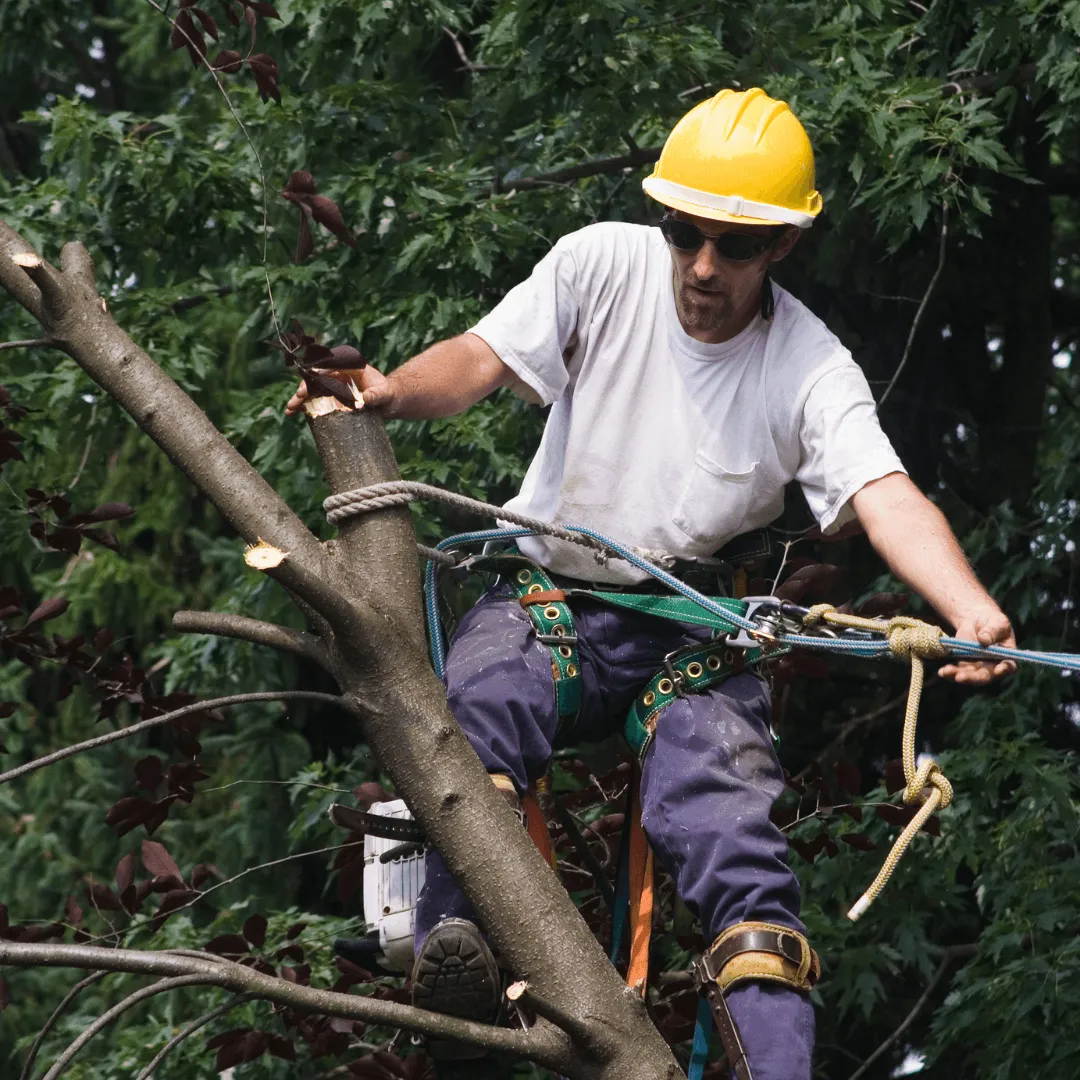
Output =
[{"x1": 642, "y1": 176, "x2": 818, "y2": 229}]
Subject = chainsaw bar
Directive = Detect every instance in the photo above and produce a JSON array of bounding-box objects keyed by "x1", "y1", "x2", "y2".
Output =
[{"x1": 328, "y1": 802, "x2": 426, "y2": 843}]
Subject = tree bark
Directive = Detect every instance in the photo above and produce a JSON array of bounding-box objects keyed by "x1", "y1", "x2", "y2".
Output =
[{"x1": 0, "y1": 223, "x2": 685, "y2": 1080}]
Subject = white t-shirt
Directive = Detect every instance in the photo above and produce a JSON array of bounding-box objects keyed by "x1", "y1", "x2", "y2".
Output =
[{"x1": 468, "y1": 222, "x2": 904, "y2": 584}]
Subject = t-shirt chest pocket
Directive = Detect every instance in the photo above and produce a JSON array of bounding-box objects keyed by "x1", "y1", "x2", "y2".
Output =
[{"x1": 672, "y1": 446, "x2": 761, "y2": 546}]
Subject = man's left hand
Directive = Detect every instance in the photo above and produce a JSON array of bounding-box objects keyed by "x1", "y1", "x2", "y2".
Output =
[{"x1": 938, "y1": 607, "x2": 1017, "y2": 684}]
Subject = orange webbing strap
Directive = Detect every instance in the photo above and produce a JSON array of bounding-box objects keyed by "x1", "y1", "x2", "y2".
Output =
[
  {"x1": 626, "y1": 764, "x2": 655, "y2": 995},
  {"x1": 522, "y1": 789, "x2": 557, "y2": 870}
]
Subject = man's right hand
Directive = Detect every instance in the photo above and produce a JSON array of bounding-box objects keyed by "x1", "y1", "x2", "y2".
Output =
[{"x1": 285, "y1": 365, "x2": 392, "y2": 416}]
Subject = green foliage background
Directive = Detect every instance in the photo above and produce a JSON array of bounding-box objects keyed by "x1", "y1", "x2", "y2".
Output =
[{"x1": 2, "y1": 1, "x2": 1080, "y2": 1077}]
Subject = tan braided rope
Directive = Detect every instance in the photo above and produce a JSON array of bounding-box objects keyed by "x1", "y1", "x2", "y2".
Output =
[{"x1": 803, "y1": 606, "x2": 952, "y2": 921}]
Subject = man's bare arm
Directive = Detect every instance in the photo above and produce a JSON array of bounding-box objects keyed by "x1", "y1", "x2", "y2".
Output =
[
  {"x1": 285, "y1": 333, "x2": 537, "y2": 420},
  {"x1": 851, "y1": 472, "x2": 1016, "y2": 684}
]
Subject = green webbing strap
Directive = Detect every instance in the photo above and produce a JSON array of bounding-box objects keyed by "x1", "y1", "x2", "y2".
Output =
[
  {"x1": 473, "y1": 554, "x2": 582, "y2": 726},
  {"x1": 586, "y1": 591, "x2": 748, "y2": 634},
  {"x1": 624, "y1": 639, "x2": 763, "y2": 761}
]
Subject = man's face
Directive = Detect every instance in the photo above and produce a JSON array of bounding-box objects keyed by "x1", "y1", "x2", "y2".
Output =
[{"x1": 667, "y1": 211, "x2": 798, "y2": 340}]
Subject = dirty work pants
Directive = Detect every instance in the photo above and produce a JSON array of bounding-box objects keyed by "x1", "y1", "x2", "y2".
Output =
[{"x1": 415, "y1": 588, "x2": 814, "y2": 1080}]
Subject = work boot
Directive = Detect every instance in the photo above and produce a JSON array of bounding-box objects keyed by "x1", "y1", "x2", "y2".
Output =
[{"x1": 411, "y1": 917, "x2": 506, "y2": 1079}]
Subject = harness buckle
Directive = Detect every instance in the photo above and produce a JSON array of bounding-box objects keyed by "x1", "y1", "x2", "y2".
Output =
[
  {"x1": 536, "y1": 632, "x2": 579, "y2": 646},
  {"x1": 724, "y1": 597, "x2": 781, "y2": 650}
]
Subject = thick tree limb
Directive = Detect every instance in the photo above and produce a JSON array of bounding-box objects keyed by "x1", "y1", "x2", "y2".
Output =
[
  {"x1": 135, "y1": 992, "x2": 257, "y2": 1080},
  {"x1": 19, "y1": 971, "x2": 108, "y2": 1080},
  {"x1": 0, "y1": 943, "x2": 573, "y2": 1070},
  {"x1": 173, "y1": 610, "x2": 328, "y2": 670},
  {"x1": 0, "y1": 691, "x2": 351, "y2": 787},
  {"x1": 42, "y1": 974, "x2": 215, "y2": 1080}
]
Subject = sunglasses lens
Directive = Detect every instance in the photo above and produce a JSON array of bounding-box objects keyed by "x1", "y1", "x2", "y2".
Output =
[
  {"x1": 660, "y1": 216, "x2": 704, "y2": 251},
  {"x1": 714, "y1": 232, "x2": 772, "y2": 261}
]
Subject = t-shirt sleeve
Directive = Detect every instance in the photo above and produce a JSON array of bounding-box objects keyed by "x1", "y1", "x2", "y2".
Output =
[
  {"x1": 467, "y1": 238, "x2": 580, "y2": 406},
  {"x1": 796, "y1": 362, "x2": 907, "y2": 533}
]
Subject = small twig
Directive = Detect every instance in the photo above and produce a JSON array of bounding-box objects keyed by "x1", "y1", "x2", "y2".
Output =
[
  {"x1": 19, "y1": 971, "x2": 108, "y2": 1080},
  {"x1": 69, "y1": 401, "x2": 97, "y2": 489},
  {"x1": 142, "y1": 0, "x2": 279, "y2": 337},
  {"x1": 441, "y1": 26, "x2": 499, "y2": 73},
  {"x1": 42, "y1": 974, "x2": 215, "y2": 1080},
  {"x1": 170, "y1": 285, "x2": 233, "y2": 315},
  {"x1": 172, "y1": 610, "x2": 329, "y2": 670},
  {"x1": 135, "y1": 992, "x2": 257, "y2": 1079},
  {"x1": 505, "y1": 981, "x2": 603, "y2": 1054},
  {"x1": 0, "y1": 337, "x2": 61, "y2": 351},
  {"x1": 550, "y1": 799, "x2": 615, "y2": 910},
  {"x1": 879, "y1": 203, "x2": 949, "y2": 406},
  {"x1": 0, "y1": 690, "x2": 351, "y2": 787},
  {"x1": 502, "y1": 146, "x2": 661, "y2": 193},
  {"x1": 846, "y1": 954, "x2": 956, "y2": 1080},
  {"x1": 770, "y1": 538, "x2": 798, "y2": 594}
]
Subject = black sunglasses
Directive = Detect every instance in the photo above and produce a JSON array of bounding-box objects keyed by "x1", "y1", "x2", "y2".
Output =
[{"x1": 659, "y1": 213, "x2": 784, "y2": 262}]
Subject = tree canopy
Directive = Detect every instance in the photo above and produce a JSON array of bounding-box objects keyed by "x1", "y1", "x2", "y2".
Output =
[{"x1": 2, "y1": 1, "x2": 1080, "y2": 1077}]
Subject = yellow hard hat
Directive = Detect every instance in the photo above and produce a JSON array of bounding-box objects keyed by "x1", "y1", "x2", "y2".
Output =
[{"x1": 643, "y1": 88, "x2": 822, "y2": 229}]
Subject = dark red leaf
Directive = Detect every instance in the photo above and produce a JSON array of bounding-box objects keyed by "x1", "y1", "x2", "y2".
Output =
[
  {"x1": 85, "y1": 882, "x2": 123, "y2": 912},
  {"x1": 353, "y1": 782, "x2": 392, "y2": 810},
  {"x1": 309, "y1": 195, "x2": 355, "y2": 247},
  {"x1": 0, "y1": 702, "x2": 16, "y2": 718},
  {"x1": 191, "y1": 5, "x2": 219, "y2": 40},
  {"x1": 0, "y1": 978, "x2": 9, "y2": 1011},
  {"x1": 142, "y1": 797, "x2": 175, "y2": 836},
  {"x1": 135, "y1": 755, "x2": 163, "y2": 791},
  {"x1": 266, "y1": 1032, "x2": 296, "y2": 1060},
  {"x1": 840, "y1": 832, "x2": 878, "y2": 852},
  {"x1": 243, "y1": 913, "x2": 268, "y2": 948},
  {"x1": 824, "y1": 839, "x2": 839, "y2": 858},
  {"x1": 327, "y1": 344, "x2": 366, "y2": 368},
  {"x1": 115, "y1": 853, "x2": 136, "y2": 893},
  {"x1": 89, "y1": 502, "x2": 133, "y2": 522},
  {"x1": 105, "y1": 796, "x2": 154, "y2": 837},
  {"x1": 834, "y1": 803, "x2": 864, "y2": 823},
  {"x1": 875, "y1": 803, "x2": 919, "y2": 828},
  {"x1": 212, "y1": 49, "x2": 244, "y2": 73},
  {"x1": 883, "y1": 759, "x2": 906, "y2": 795},
  {"x1": 283, "y1": 170, "x2": 315, "y2": 196},
  {"x1": 92, "y1": 627, "x2": 114, "y2": 652},
  {"x1": 64, "y1": 895, "x2": 83, "y2": 926},
  {"x1": 249, "y1": 1, "x2": 281, "y2": 17},
  {"x1": 151, "y1": 888, "x2": 199, "y2": 930},
  {"x1": 248, "y1": 53, "x2": 281, "y2": 103},
  {"x1": 141, "y1": 839, "x2": 181, "y2": 880},
  {"x1": 25, "y1": 596, "x2": 68, "y2": 628},
  {"x1": 205, "y1": 933, "x2": 250, "y2": 957},
  {"x1": 921, "y1": 814, "x2": 942, "y2": 837},
  {"x1": 788, "y1": 832, "x2": 828, "y2": 863},
  {"x1": 834, "y1": 759, "x2": 862, "y2": 796},
  {"x1": 191, "y1": 863, "x2": 214, "y2": 888},
  {"x1": 276, "y1": 943, "x2": 305, "y2": 962},
  {"x1": 286, "y1": 921, "x2": 307, "y2": 940},
  {"x1": 769, "y1": 803, "x2": 798, "y2": 830},
  {"x1": 775, "y1": 563, "x2": 846, "y2": 604},
  {"x1": 206, "y1": 1028, "x2": 249, "y2": 1050},
  {"x1": 856, "y1": 592, "x2": 910, "y2": 618},
  {"x1": 243, "y1": 4, "x2": 258, "y2": 49}
]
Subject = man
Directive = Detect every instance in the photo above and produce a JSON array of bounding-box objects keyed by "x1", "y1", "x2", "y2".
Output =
[{"x1": 289, "y1": 88, "x2": 1014, "y2": 1079}]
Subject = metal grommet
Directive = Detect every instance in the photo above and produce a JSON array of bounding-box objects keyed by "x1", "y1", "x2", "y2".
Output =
[
  {"x1": 516, "y1": 569, "x2": 532, "y2": 585},
  {"x1": 566, "y1": 664, "x2": 578, "y2": 677},
  {"x1": 657, "y1": 678, "x2": 673, "y2": 695},
  {"x1": 559, "y1": 645, "x2": 573, "y2": 659},
  {"x1": 551, "y1": 624, "x2": 566, "y2": 636},
  {"x1": 544, "y1": 606, "x2": 561, "y2": 620},
  {"x1": 686, "y1": 662, "x2": 703, "y2": 679},
  {"x1": 723, "y1": 649, "x2": 734, "y2": 666},
  {"x1": 706, "y1": 655, "x2": 722, "y2": 671},
  {"x1": 527, "y1": 582, "x2": 544, "y2": 594},
  {"x1": 643, "y1": 691, "x2": 656, "y2": 707}
]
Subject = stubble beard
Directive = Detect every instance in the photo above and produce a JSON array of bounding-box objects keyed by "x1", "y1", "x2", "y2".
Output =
[{"x1": 675, "y1": 281, "x2": 734, "y2": 334}]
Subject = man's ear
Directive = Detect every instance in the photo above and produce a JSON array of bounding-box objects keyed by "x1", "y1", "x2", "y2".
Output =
[{"x1": 768, "y1": 227, "x2": 801, "y2": 264}]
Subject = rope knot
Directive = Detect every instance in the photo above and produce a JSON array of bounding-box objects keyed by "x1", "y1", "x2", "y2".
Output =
[
  {"x1": 803, "y1": 603, "x2": 835, "y2": 627},
  {"x1": 904, "y1": 758, "x2": 954, "y2": 810},
  {"x1": 886, "y1": 617, "x2": 948, "y2": 661}
]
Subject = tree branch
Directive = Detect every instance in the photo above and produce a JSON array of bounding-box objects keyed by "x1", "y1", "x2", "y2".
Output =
[
  {"x1": 19, "y1": 971, "x2": 108, "y2": 1080},
  {"x1": 0, "y1": 691, "x2": 351, "y2": 787},
  {"x1": 42, "y1": 974, "x2": 215, "y2": 1080},
  {"x1": 134, "y1": 992, "x2": 258, "y2": 1080},
  {"x1": 0, "y1": 337, "x2": 61, "y2": 351},
  {"x1": 0, "y1": 943, "x2": 573, "y2": 1071},
  {"x1": 170, "y1": 285, "x2": 234, "y2": 315},
  {"x1": 503, "y1": 146, "x2": 661, "y2": 193},
  {"x1": 846, "y1": 955, "x2": 957, "y2": 1080},
  {"x1": 172, "y1": 611, "x2": 328, "y2": 670},
  {"x1": 879, "y1": 204, "x2": 949, "y2": 406}
]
